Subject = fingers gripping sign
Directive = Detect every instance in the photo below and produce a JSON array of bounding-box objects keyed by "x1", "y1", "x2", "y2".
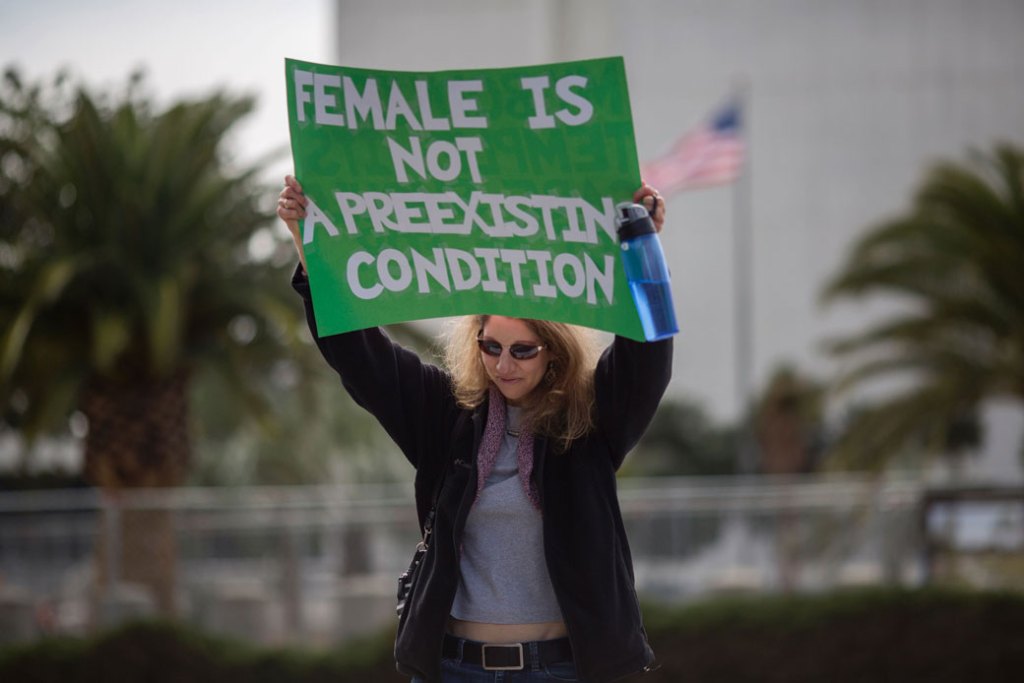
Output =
[
  {"x1": 633, "y1": 182, "x2": 665, "y2": 232},
  {"x1": 278, "y1": 174, "x2": 310, "y2": 270}
]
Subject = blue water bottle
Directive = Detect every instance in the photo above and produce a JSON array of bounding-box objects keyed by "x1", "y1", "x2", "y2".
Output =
[{"x1": 616, "y1": 202, "x2": 679, "y2": 341}]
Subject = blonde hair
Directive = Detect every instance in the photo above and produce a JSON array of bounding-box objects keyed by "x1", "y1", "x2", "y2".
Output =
[{"x1": 444, "y1": 315, "x2": 601, "y2": 450}]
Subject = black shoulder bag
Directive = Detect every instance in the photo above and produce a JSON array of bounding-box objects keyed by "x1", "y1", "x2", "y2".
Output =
[{"x1": 396, "y1": 454, "x2": 452, "y2": 618}]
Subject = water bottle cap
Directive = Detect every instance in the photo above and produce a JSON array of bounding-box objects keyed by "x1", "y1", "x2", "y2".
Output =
[{"x1": 615, "y1": 202, "x2": 656, "y2": 240}]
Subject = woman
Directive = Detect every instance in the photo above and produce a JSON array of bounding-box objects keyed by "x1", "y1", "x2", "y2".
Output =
[{"x1": 278, "y1": 176, "x2": 672, "y2": 682}]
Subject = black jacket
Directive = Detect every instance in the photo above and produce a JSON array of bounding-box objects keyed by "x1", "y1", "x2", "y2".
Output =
[{"x1": 293, "y1": 268, "x2": 672, "y2": 682}]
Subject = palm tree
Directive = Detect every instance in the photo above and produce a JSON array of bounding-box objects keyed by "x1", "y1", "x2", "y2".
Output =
[
  {"x1": 0, "y1": 68, "x2": 310, "y2": 612},
  {"x1": 820, "y1": 143, "x2": 1024, "y2": 471},
  {"x1": 755, "y1": 364, "x2": 825, "y2": 476}
]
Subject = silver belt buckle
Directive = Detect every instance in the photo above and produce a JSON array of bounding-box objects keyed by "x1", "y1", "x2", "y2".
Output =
[{"x1": 481, "y1": 642, "x2": 524, "y2": 671}]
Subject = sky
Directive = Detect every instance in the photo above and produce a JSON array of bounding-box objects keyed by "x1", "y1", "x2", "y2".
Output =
[{"x1": 0, "y1": 0, "x2": 333, "y2": 180}]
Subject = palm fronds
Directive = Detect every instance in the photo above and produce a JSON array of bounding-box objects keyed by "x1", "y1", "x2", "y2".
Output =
[{"x1": 822, "y1": 143, "x2": 1024, "y2": 469}]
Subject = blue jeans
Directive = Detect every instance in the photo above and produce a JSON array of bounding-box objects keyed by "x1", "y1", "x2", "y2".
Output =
[{"x1": 412, "y1": 658, "x2": 579, "y2": 681}]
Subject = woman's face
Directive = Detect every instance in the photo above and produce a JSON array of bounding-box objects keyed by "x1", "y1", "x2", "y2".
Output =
[{"x1": 478, "y1": 316, "x2": 550, "y2": 406}]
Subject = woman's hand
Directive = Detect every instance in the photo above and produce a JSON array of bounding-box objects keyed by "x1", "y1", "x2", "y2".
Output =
[
  {"x1": 277, "y1": 175, "x2": 308, "y2": 230},
  {"x1": 633, "y1": 182, "x2": 665, "y2": 233},
  {"x1": 277, "y1": 175, "x2": 309, "y2": 271}
]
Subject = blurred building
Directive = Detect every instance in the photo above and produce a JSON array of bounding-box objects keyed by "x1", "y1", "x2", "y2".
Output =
[{"x1": 332, "y1": 0, "x2": 1024, "y2": 479}]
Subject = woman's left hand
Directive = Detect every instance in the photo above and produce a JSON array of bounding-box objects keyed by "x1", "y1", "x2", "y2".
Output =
[{"x1": 633, "y1": 183, "x2": 666, "y2": 233}]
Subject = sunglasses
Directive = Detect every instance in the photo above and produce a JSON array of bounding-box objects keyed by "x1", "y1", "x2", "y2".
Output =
[{"x1": 476, "y1": 337, "x2": 545, "y2": 361}]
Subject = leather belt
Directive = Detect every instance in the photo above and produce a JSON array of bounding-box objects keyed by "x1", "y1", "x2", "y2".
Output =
[{"x1": 442, "y1": 634, "x2": 573, "y2": 671}]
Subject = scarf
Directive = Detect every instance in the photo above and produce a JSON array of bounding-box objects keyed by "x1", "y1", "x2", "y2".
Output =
[{"x1": 474, "y1": 387, "x2": 541, "y2": 510}]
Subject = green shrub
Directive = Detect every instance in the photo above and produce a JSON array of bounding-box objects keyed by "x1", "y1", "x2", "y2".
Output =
[
  {"x1": 0, "y1": 620, "x2": 403, "y2": 683},
  {"x1": 3, "y1": 588, "x2": 1023, "y2": 682},
  {"x1": 642, "y1": 587, "x2": 1024, "y2": 682}
]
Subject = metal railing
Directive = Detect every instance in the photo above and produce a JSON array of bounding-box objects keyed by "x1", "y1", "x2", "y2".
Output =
[{"x1": 0, "y1": 474, "x2": 999, "y2": 647}]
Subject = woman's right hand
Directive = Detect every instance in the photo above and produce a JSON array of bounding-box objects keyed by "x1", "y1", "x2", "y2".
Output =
[{"x1": 277, "y1": 175, "x2": 309, "y2": 270}]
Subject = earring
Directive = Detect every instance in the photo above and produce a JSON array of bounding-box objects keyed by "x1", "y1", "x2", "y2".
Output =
[{"x1": 544, "y1": 363, "x2": 557, "y2": 384}]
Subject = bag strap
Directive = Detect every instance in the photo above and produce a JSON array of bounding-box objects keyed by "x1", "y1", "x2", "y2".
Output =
[
  {"x1": 421, "y1": 410, "x2": 468, "y2": 547},
  {"x1": 420, "y1": 466, "x2": 447, "y2": 549}
]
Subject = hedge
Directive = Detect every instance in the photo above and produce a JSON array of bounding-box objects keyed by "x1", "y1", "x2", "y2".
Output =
[{"x1": 2, "y1": 588, "x2": 1023, "y2": 682}]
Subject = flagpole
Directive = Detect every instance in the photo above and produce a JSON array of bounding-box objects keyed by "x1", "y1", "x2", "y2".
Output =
[{"x1": 732, "y1": 79, "x2": 757, "y2": 476}]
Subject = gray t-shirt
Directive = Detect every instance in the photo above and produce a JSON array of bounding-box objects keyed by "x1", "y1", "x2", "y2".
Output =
[{"x1": 450, "y1": 406, "x2": 564, "y2": 624}]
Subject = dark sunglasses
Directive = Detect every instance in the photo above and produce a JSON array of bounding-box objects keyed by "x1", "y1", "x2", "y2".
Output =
[{"x1": 476, "y1": 337, "x2": 545, "y2": 361}]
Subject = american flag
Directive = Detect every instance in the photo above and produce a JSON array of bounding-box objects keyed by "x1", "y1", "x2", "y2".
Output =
[{"x1": 641, "y1": 101, "x2": 744, "y2": 194}]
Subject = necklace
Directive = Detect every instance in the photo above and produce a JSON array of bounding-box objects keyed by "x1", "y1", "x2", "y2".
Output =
[{"x1": 506, "y1": 428, "x2": 520, "y2": 437}]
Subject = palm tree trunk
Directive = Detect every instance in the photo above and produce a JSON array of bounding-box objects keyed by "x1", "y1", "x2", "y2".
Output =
[{"x1": 82, "y1": 369, "x2": 191, "y2": 616}]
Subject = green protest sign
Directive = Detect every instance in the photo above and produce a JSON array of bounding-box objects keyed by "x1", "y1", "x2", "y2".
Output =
[{"x1": 285, "y1": 56, "x2": 647, "y2": 340}]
